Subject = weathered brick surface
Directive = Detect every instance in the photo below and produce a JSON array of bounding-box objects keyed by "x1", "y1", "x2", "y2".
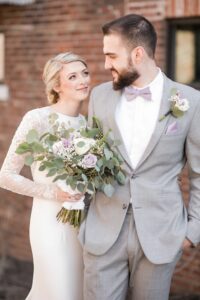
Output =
[{"x1": 0, "y1": 0, "x2": 200, "y2": 296}]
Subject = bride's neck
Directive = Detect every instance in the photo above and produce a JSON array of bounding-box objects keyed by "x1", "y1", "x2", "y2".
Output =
[{"x1": 51, "y1": 100, "x2": 82, "y2": 117}]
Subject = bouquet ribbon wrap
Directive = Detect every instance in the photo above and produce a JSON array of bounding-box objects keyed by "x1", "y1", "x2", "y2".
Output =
[{"x1": 57, "y1": 180, "x2": 85, "y2": 210}]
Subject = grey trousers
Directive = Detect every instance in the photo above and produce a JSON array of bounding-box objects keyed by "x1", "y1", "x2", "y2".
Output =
[{"x1": 83, "y1": 205, "x2": 182, "y2": 300}]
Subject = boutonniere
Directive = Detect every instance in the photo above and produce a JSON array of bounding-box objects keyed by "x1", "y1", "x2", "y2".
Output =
[{"x1": 159, "y1": 88, "x2": 189, "y2": 121}]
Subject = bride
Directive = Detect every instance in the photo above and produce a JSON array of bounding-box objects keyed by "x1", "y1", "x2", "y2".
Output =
[{"x1": 0, "y1": 52, "x2": 91, "y2": 300}]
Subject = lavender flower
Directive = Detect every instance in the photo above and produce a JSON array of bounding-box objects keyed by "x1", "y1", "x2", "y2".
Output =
[{"x1": 62, "y1": 138, "x2": 73, "y2": 149}]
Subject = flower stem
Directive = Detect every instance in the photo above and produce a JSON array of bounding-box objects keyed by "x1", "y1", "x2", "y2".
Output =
[{"x1": 159, "y1": 110, "x2": 171, "y2": 121}]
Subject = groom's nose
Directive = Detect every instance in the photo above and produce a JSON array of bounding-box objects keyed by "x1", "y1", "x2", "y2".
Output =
[{"x1": 104, "y1": 56, "x2": 112, "y2": 70}]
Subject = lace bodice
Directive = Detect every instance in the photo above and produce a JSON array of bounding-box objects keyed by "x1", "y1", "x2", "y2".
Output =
[{"x1": 0, "y1": 107, "x2": 86, "y2": 201}]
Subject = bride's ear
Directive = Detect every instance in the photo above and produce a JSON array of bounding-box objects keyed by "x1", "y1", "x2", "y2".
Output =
[{"x1": 53, "y1": 83, "x2": 60, "y2": 94}]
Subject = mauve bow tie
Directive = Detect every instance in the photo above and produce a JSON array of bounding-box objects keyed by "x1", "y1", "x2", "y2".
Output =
[{"x1": 124, "y1": 86, "x2": 152, "y2": 101}]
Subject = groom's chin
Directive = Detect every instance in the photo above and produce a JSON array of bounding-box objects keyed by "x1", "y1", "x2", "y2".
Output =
[{"x1": 112, "y1": 80, "x2": 123, "y2": 91}]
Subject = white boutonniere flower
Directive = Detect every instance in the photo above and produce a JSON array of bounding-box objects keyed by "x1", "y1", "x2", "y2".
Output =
[{"x1": 159, "y1": 88, "x2": 189, "y2": 121}]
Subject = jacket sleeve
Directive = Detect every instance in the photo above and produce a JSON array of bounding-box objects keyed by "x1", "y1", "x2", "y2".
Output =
[{"x1": 186, "y1": 100, "x2": 200, "y2": 245}]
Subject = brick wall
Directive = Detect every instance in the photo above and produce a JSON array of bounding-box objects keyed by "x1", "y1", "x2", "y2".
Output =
[
  {"x1": 0, "y1": 0, "x2": 124, "y2": 260},
  {"x1": 0, "y1": 0, "x2": 200, "y2": 296}
]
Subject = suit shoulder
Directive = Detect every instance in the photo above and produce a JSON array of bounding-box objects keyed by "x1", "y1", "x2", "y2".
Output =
[
  {"x1": 167, "y1": 77, "x2": 200, "y2": 99},
  {"x1": 176, "y1": 82, "x2": 200, "y2": 97},
  {"x1": 164, "y1": 74, "x2": 200, "y2": 108},
  {"x1": 92, "y1": 81, "x2": 113, "y2": 94}
]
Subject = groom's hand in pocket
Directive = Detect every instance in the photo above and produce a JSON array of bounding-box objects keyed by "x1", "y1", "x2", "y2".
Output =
[{"x1": 182, "y1": 238, "x2": 193, "y2": 250}]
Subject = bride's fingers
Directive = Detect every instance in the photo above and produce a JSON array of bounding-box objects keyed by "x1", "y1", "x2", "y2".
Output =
[
  {"x1": 56, "y1": 188, "x2": 84, "y2": 202},
  {"x1": 62, "y1": 193, "x2": 82, "y2": 202},
  {"x1": 74, "y1": 193, "x2": 84, "y2": 200}
]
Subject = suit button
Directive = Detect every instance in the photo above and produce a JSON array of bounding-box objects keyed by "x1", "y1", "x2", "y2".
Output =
[
  {"x1": 131, "y1": 174, "x2": 137, "y2": 179},
  {"x1": 122, "y1": 203, "x2": 127, "y2": 209}
]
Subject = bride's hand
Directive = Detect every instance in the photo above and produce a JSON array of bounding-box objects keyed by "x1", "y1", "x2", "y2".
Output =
[{"x1": 55, "y1": 187, "x2": 83, "y2": 203}]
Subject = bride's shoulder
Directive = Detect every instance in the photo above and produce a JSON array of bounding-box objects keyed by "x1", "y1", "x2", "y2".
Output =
[
  {"x1": 22, "y1": 107, "x2": 51, "y2": 121},
  {"x1": 19, "y1": 107, "x2": 51, "y2": 131}
]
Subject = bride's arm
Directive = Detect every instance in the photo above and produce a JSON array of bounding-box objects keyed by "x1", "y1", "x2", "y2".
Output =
[{"x1": 0, "y1": 110, "x2": 57, "y2": 201}]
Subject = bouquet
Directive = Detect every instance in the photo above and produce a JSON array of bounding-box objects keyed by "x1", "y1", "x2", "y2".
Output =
[{"x1": 16, "y1": 113, "x2": 126, "y2": 228}]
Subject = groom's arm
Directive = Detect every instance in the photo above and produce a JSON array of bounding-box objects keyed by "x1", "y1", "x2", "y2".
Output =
[{"x1": 185, "y1": 98, "x2": 200, "y2": 247}]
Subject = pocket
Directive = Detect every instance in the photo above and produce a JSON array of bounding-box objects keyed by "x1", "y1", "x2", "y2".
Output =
[{"x1": 160, "y1": 133, "x2": 185, "y2": 140}]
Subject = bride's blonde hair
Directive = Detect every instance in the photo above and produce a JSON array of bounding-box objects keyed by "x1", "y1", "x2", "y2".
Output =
[{"x1": 43, "y1": 52, "x2": 87, "y2": 104}]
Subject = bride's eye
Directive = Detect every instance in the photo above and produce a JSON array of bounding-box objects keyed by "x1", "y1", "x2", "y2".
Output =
[
  {"x1": 83, "y1": 70, "x2": 89, "y2": 77},
  {"x1": 68, "y1": 74, "x2": 76, "y2": 80}
]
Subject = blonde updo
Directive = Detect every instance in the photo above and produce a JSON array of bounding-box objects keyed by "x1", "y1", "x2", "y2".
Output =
[{"x1": 43, "y1": 52, "x2": 87, "y2": 104}]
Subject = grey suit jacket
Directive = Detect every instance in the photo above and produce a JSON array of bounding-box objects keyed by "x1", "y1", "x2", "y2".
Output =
[{"x1": 79, "y1": 74, "x2": 200, "y2": 264}]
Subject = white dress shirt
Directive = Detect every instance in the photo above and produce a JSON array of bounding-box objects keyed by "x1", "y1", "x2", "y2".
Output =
[{"x1": 115, "y1": 68, "x2": 164, "y2": 170}]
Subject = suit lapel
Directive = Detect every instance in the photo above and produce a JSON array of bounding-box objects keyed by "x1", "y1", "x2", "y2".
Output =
[
  {"x1": 135, "y1": 74, "x2": 174, "y2": 170},
  {"x1": 106, "y1": 89, "x2": 133, "y2": 170}
]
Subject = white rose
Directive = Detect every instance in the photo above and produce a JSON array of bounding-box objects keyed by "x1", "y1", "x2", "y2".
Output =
[
  {"x1": 74, "y1": 138, "x2": 96, "y2": 155},
  {"x1": 175, "y1": 98, "x2": 190, "y2": 112}
]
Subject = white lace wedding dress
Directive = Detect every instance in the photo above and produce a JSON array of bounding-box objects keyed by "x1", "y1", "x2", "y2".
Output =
[{"x1": 0, "y1": 107, "x2": 85, "y2": 300}]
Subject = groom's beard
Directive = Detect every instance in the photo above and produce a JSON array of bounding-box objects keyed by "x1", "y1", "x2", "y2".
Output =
[{"x1": 112, "y1": 62, "x2": 140, "y2": 91}]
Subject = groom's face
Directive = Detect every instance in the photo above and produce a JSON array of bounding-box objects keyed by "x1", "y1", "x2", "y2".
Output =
[{"x1": 103, "y1": 33, "x2": 140, "y2": 90}]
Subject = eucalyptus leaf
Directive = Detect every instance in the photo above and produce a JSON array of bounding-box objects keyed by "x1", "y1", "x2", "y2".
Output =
[
  {"x1": 77, "y1": 183, "x2": 85, "y2": 193},
  {"x1": 94, "y1": 177, "x2": 100, "y2": 189},
  {"x1": 87, "y1": 182, "x2": 95, "y2": 194},
  {"x1": 95, "y1": 165, "x2": 100, "y2": 172},
  {"x1": 112, "y1": 157, "x2": 120, "y2": 167},
  {"x1": 25, "y1": 155, "x2": 34, "y2": 166},
  {"x1": 26, "y1": 129, "x2": 39, "y2": 143},
  {"x1": 47, "y1": 168, "x2": 57, "y2": 177},
  {"x1": 92, "y1": 116, "x2": 102, "y2": 130},
  {"x1": 70, "y1": 181, "x2": 77, "y2": 190},
  {"x1": 31, "y1": 142, "x2": 45, "y2": 153},
  {"x1": 104, "y1": 148, "x2": 113, "y2": 160},
  {"x1": 39, "y1": 164, "x2": 46, "y2": 171},
  {"x1": 53, "y1": 173, "x2": 68, "y2": 182},
  {"x1": 116, "y1": 171, "x2": 126, "y2": 184},
  {"x1": 15, "y1": 143, "x2": 31, "y2": 154},
  {"x1": 86, "y1": 128, "x2": 99, "y2": 138},
  {"x1": 54, "y1": 158, "x2": 65, "y2": 168},
  {"x1": 103, "y1": 184, "x2": 115, "y2": 197},
  {"x1": 97, "y1": 159, "x2": 103, "y2": 168},
  {"x1": 35, "y1": 155, "x2": 45, "y2": 161},
  {"x1": 81, "y1": 174, "x2": 88, "y2": 182}
]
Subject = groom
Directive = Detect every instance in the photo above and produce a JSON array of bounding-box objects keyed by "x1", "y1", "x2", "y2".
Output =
[{"x1": 79, "y1": 14, "x2": 200, "y2": 300}]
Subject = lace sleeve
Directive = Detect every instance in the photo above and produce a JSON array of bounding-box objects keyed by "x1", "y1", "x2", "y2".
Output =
[{"x1": 0, "y1": 110, "x2": 57, "y2": 201}]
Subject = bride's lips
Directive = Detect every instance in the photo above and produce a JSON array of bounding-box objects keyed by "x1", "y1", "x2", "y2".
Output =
[{"x1": 77, "y1": 86, "x2": 89, "y2": 92}]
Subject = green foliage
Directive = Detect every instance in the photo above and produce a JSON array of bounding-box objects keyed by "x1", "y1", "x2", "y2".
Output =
[
  {"x1": 103, "y1": 184, "x2": 115, "y2": 197},
  {"x1": 24, "y1": 155, "x2": 34, "y2": 166},
  {"x1": 26, "y1": 129, "x2": 39, "y2": 143},
  {"x1": 16, "y1": 142, "x2": 31, "y2": 154},
  {"x1": 16, "y1": 113, "x2": 127, "y2": 227}
]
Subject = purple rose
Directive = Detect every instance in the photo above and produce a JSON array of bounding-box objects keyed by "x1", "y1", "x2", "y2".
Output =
[{"x1": 82, "y1": 154, "x2": 97, "y2": 169}]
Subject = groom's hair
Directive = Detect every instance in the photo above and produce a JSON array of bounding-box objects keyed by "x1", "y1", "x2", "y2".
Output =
[{"x1": 102, "y1": 14, "x2": 157, "y2": 58}]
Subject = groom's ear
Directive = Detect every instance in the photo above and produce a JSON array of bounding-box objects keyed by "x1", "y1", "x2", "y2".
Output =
[{"x1": 131, "y1": 46, "x2": 145, "y2": 64}]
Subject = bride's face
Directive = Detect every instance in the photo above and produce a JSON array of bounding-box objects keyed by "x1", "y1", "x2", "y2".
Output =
[{"x1": 56, "y1": 61, "x2": 90, "y2": 102}]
